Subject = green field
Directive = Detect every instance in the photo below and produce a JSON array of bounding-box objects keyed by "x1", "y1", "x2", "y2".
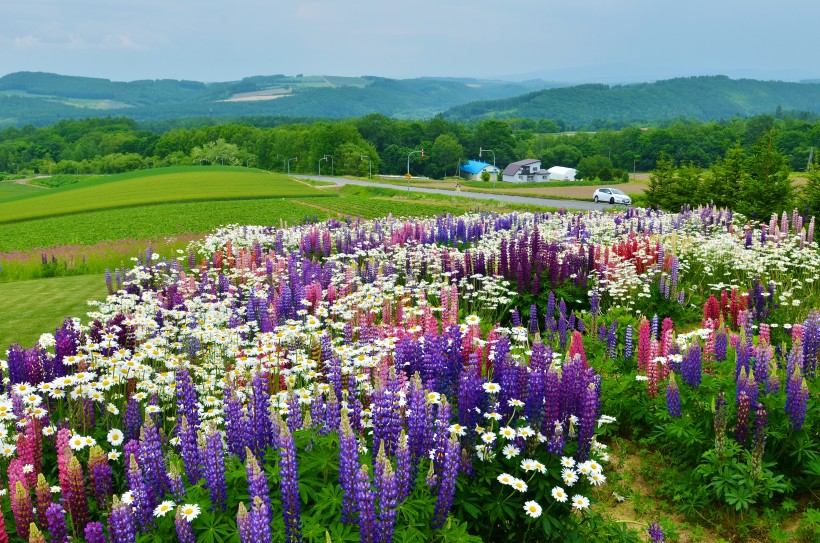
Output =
[
  {"x1": 0, "y1": 166, "x2": 330, "y2": 222},
  {"x1": 0, "y1": 274, "x2": 108, "y2": 355}
]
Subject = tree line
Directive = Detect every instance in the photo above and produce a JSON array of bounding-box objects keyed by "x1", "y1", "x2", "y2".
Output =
[{"x1": 1, "y1": 113, "x2": 820, "y2": 197}]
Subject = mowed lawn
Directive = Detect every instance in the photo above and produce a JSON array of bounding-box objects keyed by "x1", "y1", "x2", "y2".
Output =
[
  {"x1": 0, "y1": 274, "x2": 108, "y2": 353},
  {"x1": 0, "y1": 167, "x2": 330, "y2": 223}
]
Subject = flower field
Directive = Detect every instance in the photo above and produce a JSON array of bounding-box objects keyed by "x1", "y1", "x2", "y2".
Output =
[{"x1": 1, "y1": 205, "x2": 818, "y2": 542}]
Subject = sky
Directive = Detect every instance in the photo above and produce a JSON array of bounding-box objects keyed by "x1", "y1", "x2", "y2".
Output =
[{"x1": 2, "y1": 0, "x2": 820, "y2": 84}]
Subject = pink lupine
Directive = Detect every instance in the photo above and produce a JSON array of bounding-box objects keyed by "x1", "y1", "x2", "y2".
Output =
[
  {"x1": 637, "y1": 319, "x2": 651, "y2": 373},
  {"x1": 568, "y1": 331, "x2": 587, "y2": 369}
]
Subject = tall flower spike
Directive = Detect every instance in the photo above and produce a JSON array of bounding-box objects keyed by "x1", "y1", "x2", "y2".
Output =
[
  {"x1": 175, "y1": 507, "x2": 197, "y2": 543},
  {"x1": 108, "y1": 496, "x2": 137, "y2": 543},
  {"x1": 666, "y1": 374, "x2": 681, "y2": 418},
  {"x1": 84, "y1": 522, "x2": 107, "y2": 543},
  {"x1": 45, "y1": 502, "x2": 69, "y2": 543},
  {"x1": 12, "y1": 481, "x2": 33, "y2": 540},
  {"x1": 278, "y1": 425, "x2": 302, "y2": 543}
]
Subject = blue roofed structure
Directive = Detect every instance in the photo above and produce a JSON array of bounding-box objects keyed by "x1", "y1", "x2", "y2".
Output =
[{"x1": 460, "y1": 159, "x2": 499, "y2": 180}]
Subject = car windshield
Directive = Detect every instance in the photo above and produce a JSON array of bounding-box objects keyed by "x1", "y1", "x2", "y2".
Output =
[{"x1": 610, "y1": 189, "x2": 626, "y2": 195}]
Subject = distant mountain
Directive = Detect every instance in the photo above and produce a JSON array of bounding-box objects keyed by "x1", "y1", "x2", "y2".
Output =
[
  {"x1": 442, "y1": 75, "x2": 820, "y2": 127},
  {"x1": 0, "y1": 71, "x2": 558, "y2": 127}
]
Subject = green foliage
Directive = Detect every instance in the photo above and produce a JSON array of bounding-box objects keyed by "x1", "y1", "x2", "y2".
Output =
[{"x1": 577, "y1": 154, "x2": 614, "y2": 181}]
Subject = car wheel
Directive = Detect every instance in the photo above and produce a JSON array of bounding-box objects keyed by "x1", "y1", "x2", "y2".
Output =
[
  {"x1": 610, "y1": 197, "x2": 615, "y2": 204},
  {"x1": 593, "y1": 196, "x2": 598, "y2": 203}
]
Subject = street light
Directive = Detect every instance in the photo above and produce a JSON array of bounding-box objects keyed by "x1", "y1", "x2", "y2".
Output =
[
  {"x1": 287, "y1": 156, "x2": 298, "y2": 175},
  {"x1": 406, "y1": 149, "x2": 424, "y2": 196},
  {"x1": 323, "y1": 154, "x2": 334, "y2": 176},
  {"x1": 479, "y1": 147, "x2": 496, "y2": 188},
  {"x1": 360, "y1": 155, "x2": 372, "y2": 179}
]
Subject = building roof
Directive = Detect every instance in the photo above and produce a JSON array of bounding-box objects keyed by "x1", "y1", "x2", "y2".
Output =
[
  {"x1": 460, "y1": 160, "x2": 497, "y2": 175},
  {"x1": 502, "y1": 159, "x2": 540, "y2": 176},
  {"x1": 547, "y1": 166, "x2": 577, "y2": 175}
]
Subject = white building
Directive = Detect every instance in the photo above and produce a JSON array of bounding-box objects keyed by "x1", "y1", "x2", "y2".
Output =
[
  {"x1": 547, "y1": 166, "x2": 578, "y2": 181},
  {"x1": 502, "y1": 159, "x2": 550, "y2": 183}
]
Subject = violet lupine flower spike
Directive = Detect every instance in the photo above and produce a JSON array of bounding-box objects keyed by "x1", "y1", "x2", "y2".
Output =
[
  {"x1": 175, "y1": 507, "x2": 197, "y2": 543},
  {"x1": 46, "y1": 502, "x2": 69, "y2": 543},
  {"x1": 648, "y1": 522, "x2": 665, "y2": 543},
  {"x1": 431, "y1": 434, "x2": 460, "y2": 529},
  {"x1": 108, "y1": 496, "x2": 137, "y2": 543},
  {"x1": 355, "y1": 465, "x2": 377, "y2": 543},
  {"x1": 278, "y1": 426, "x2": 303, "y2": 543},
  {"x1": 666, "y1": 374, "x2": 681, "y2": 418}
]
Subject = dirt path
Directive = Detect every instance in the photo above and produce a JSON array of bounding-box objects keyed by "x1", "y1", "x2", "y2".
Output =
[{"x1": 11, "y1": 176, "x2": 50, "y2": 188}]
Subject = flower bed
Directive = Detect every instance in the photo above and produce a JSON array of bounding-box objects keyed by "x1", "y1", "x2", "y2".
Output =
[{"x1": 1, "y1": 206, "x2": 818, "y2": 542}]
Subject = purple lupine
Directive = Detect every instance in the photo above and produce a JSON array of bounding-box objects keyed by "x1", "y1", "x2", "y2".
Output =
[
  {"x1": 177, "y1": 415, "x2": 201, "y2": 484},
  {"x1": 431, "y1": 435, "x2": 460, "y2": 529},
  {"x1": 576, "y1": 378, "x2": 600, "y2": 461},
  {"x1": 108, "y1": 497, "x2": 136, "y2": 543},
  {"x1": 606, "y1": 322, "x2": 617, "y2": 359},
  {"x1": 355, "y1": 465, "x2": 376, "y2": 543},
  {"x1": 251, "y1": 372, "x2": 274, "y2": 456},
  {"x1": 175, "y1": 368, "x2": 201, "y2": 429},
  {"x1": 91, "y1": 462, "x2": 113, "y2": 509},
  {"x1": 167, "y1": 464, "x2": 186, "y2": 501},
  {"x1": 750, "y1": 403, "x2": 768, "y2": 479},
  {"x1": 802, "y1": 310, "x2": 820, "y2": 378},
  {"x1": 527, "y1": 304, "x2": 539, "y2": 334},
  {"x1": 124, "y1": 397, "x2": 143, "y2": 444},
  {"x1": 237, "y1": 502, "x2": 252, "y2": 543},
  {"x1": 245, "y1": 450, "x2": 271, "y2": 515},
  {"x1": 84, "y1": 521, "x2": 107, "y2": 543},
  {"x1": 175, "y1": 508, "x2": 197, "y2": 543},
  {"x1": 371, "y1": 379, "x2": 401, "y2": 457},
  {"x1": 680, "y1": 343, "x2": 702, "y2": 389},
  {"x1": 431, "y1": 398, "x2": 453, "y2": 474},
  {"x1": 754, "y1": 341, "x2": 772, "y2": 394},
  {"x1": 138, "y1": 419, "x2": 169, "y2": 502},
  {"x1": 785, "y1": 365, "x2": 810, "y2": 431},
  {"x1": 126, "y1": 455, "x2": 154, "y2": 531},
  {"x1": 287, "y1": 389, "x2": 302, "y2": 433},
  {"x1": 624, "y1": 324, "x2": 634, "y2": 360},
  {"x1": 339, "y1": 413, "x2": 361, "y2": 523},
  {"x1": 407, "y1": 375, "x2": 430, "y2": 462},
  {"x1": 375, "y1": 454, "x2": 399, "y2": 543},
  {"x1": 735, "y1": 391, "x2": 750, "y2": 446},
  {"x1": 46, "y1": 502, "x2": 69, "y2": 543},
  {"x1": 666, "y1": 374, "x2": 681, "y2": 417},
  {"x1": 202, "y1": 428, "x2": 227, "y2": 510},
  {"x1": 714, "y1": 327, "x2": 728, "y2": 362},
  {"x1": 223, "y1": 387, "x2": 249, "y2": 460},
  {"x1": 395, "y1": 432, "x2": 412, "y2": 502},
  {"x1": 249, "y1": 496, "x2": 273, "y2": 543},
  {"x1": 648, "y1": 522, "x2": 665, "y2": 542},
  {"x1": 279, "y1": 426, "x2": 302, "y2": 543}
]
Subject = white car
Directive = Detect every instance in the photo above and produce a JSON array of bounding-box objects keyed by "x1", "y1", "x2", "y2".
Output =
[{"x1": 593, "y1": 187, "x2": 631, "y2": 205}]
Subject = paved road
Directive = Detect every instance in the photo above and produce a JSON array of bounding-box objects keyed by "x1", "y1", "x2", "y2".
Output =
[{"x1": 294, "y1": 175, "x2": 620, "y2": 212}]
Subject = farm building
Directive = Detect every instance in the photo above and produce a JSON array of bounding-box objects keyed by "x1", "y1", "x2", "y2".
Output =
[
  {"x1": 547, "y1": 166, "x2": 578, "y2": 181},
  {"x1": 459, "y1": 160, "x2": 500, "y2": 181},
  {"x1": 502, "y1": 159, "x2": 550, "y2": 183}
]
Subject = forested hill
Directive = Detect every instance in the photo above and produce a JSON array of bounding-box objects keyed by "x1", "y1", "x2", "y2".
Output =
[
  {"x1": 0, "y1": 71, "x2": 554, "y2": 127},
  {"x1": 442, "y1": 76, "x2": 820, "y2": 128}
]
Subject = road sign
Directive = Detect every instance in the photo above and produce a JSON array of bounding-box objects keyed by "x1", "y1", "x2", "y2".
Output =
[{"x1": 405, "y1": 173, "x2": 412, "y2": 179}]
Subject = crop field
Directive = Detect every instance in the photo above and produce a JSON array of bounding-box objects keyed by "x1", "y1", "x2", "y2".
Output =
[
  {"x1": 1, "y1": 168, "x2": 818, "y2": 543},
  {"x1": 0, "y1": 167, "x2": 330, "y2": 223}
]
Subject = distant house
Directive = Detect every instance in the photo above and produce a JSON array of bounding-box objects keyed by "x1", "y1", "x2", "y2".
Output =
[
  {"x1": 502, "y1": 159, "x2": 550, "y2": 183},
  {"x1": 547, "y1": 166, "x2": 578, "y2": 181},
  {"x1": 460, "y1": 159, "x2": 499, "y2": 181}
]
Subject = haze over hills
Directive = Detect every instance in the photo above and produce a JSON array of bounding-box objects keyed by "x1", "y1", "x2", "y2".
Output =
[
  {"x1": 442, "y1": 75, "x2": 820, "y2": 128},
  {"x1": 0, "y1": 72, "x2": 558, "y2": 128},
  {"x1": 2, "y1": 72, "x2": 820, "y2": 130}
]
